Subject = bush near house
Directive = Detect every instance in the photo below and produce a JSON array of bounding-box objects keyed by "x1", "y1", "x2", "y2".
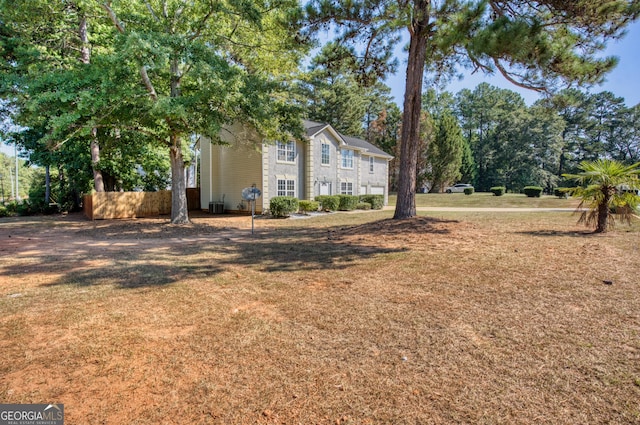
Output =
[
  {"x1": 0, "y1": 201, "x2": 32, "y2": 216},
  {"x1": 298, "y1": 200, "x2": 319, "y2": 214},
  {"x1": 269, "y1": 196, "x2": 299, "y2": 218},
  {"x1": 356, "y1": 202, "x2": 371, "y2": 210},
  {"x1": 523, "y1": 186, "x2": 543, "y2": 197},
  {"x1": 490, "y1": 186, "x2": 506, "y2": 196},
  {"x1": 554, "y1": 188, "x2": 569, "y2": 198},
  {"x1": 464, "y1": 187, "x2": 474, "y2": 195},
  {"x1": 315, "y1": 195, "x2": 340, "y2": 211},
  {"x1": 338, "y1": 195, "x2": 359, "y2": 211},
  {"x1": 359, "y1": 194, "x2": 384, "y2": 210}
]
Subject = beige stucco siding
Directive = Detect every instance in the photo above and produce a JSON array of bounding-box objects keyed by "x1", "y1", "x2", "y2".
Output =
[
  {"x1": 359, "y1": 155, "x2": 390, "y2": 205},
  {"x1": 311, "y1": 131, "x2": 340, "y2": 197},
  {"x1": 264, "y1": 139, "x2": 307, "y2": 203},
  {"x1": 359, "y1": 155, "x2": 389, "y2": 190},
  {"x1": 337, "y1": 147, "x2": 359, "y2": 193}
]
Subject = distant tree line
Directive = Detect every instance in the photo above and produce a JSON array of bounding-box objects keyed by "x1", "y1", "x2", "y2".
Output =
[{"x1": 301, "y1": 44, "x2": 640, "y2": 195}]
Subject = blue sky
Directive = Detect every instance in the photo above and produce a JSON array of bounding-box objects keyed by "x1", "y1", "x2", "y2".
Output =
[
  {"x1": 387, "y1": 20, "x2": 640, "y2": 107},
  {"x1": 3, "y1": 19, "x2": 639, "y2": 156}
]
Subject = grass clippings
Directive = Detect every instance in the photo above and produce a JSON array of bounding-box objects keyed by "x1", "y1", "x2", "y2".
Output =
[{"x1": 1, "y1": 211, "x2": 639, "y2": 424}]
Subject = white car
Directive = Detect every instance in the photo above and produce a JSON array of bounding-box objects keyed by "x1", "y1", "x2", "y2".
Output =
[{"x1": 445, "y1": 183, "x2": 473, "y2": 193}]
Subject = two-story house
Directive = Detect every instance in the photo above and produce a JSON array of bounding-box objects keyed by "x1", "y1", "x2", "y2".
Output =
[{"x1": 199, "y1": 120, "x2": 393, "y2": 214}]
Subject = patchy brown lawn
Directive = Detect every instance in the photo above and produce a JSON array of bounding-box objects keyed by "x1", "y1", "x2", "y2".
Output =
[{"x1": 1, "y1": 211, "x2": 639, "y2": 424}]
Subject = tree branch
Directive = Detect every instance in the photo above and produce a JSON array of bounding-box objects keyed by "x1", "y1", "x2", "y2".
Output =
[
  {"x1": 101, "y1": 3, "x2": 159, "y2": 102},
  {"x1": 493, "y1": 58, "x2": 546, "y2": 92},
  {"x1": 144, "y1": 1, "x2": 161, "y2": 22},
  {"x1": 101, "y1": 2, "x2": 126, "y2": 33},
  {"x1": 140, "y1": 66, "x2": 159, "y2": 101}
]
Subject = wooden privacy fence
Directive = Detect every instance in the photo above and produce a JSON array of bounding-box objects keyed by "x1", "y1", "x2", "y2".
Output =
[{"x1": 84, "y1": 189, "x2": 201, "y2": 219}]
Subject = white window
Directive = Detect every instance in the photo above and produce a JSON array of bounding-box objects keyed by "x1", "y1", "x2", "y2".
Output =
[
  {"x1": 340, "y1": 182, "x2": 353, "y2": 195},
  {"x1": 321, "y1": 143, "x2": 330, "y2": 165},
  {"x1": 369, "y1": 157, "x2": 374, "y2": 173},
  {"x1": 341, "y1": 149, "x2": 353, "y2": 169},
  {"x1": 277, "y1": 141, "x2": 295, "y2": 163},
  {"x1": 277, "y1": 179, "x2": 295, "y2": 197}
]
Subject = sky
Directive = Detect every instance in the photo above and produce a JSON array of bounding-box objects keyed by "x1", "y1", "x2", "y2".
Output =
[
  {"x1": 2, "y1": 19, "x2": 639, "y2": 157},
  {"x1": 386, "y1": 20, "x2": 640, "y2": 107}
]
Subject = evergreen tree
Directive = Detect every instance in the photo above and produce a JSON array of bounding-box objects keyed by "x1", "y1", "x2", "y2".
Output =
[
  {"x1": 306, "y1": 0, "x2": 640, "y2": 218},
  {"x1": 425, "y1": 112, "x2": 464, "y2": 192},
  {"x1": 297, "y1": 42, "x2": 399, "y2": 138},
  {"x1": 368, "y1": 105, "x2": 402, "y2": 190}
]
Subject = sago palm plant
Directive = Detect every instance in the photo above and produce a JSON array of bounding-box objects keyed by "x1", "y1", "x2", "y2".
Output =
[{"x1": 563, "y1": 159, "x2": 640, "y2": 233}]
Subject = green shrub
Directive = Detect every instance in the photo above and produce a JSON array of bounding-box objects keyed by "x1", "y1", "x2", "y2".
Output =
[
  {"x1": 553, "y1": 188, "x2": 569, "y2": 198},
  {"x1": 338, "y1": 194, "x2": 359, "y2": 211},
  {"x1": 359, "y1": 194, "x2": 384, "y2": 210},
  {"x1": 463, "y1": 187, "x2": 474, "y2": 195},
  {"x1": 0, "y1": 205, "x2": 10, "y2": 217},
  {"x1": 269, "y1": 196, "x2": 299, "y2": 218},
  {"x1": 298, "y1": 200, "x2": 319, "y2": 214},
  {"x1": 523, "y1": 186, "x2": 543, "y2": 197},
  {"x1": 16, "y1": 201, "x2": 32, "y2": 216},
  {"x1": 490, "y1": 186, "x2": 506, "y2": 196},
  {"x1": 315, "y1": 195, "x2": 340, "y2": 211},
  {"x1": 356, "y1": 202, "x2": 371, "y2": 210}
]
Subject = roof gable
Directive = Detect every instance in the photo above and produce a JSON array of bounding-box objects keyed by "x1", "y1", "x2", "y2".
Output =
[{"x1": 303, "y1": 119, "x2": 393, "y2": 159}]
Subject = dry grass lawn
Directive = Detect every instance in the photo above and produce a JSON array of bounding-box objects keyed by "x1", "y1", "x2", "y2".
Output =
[{"x1": 1, "y1": 210, "x2": 639, "y2": 424}]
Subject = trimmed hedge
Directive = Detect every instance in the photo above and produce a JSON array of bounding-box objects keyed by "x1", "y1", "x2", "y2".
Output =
[
  {"x1": 356, "y1": 202, "x2": 371, "y2": 210},
  {"x1": 315, "y1": 195, "x2": 340, "y2": 211},
  {"x1": 270, "y1": 196, "x2": 299, "y2": 218},
  {"x1": 359, "y1": 194, "x2": 384, "y2": 210},
  {"x1": 523, "y1": 186, "x2": 543, "y2": 197},
  {"x1": 298, "y1": 200, "x2": 319, "y2": 214},
  {"x1": 553, "y1": 188, "x2": 569, "y2": 198},
  {"x1": 463, "y1": 187, "x2": 474, "y2": 195},
  {"x1": 338, "y1": 194, "x2": 359, "y2": 211},
  {"x1": 490, "y1": 186, "x2": 506, "y2": 196}
]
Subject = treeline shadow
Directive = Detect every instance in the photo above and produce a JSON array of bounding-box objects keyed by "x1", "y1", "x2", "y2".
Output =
[
  {"x1": 514, "y1": 229, "x2": 597, "y2": 238},
  {"x1": 3, "y1": 219, "x2": 415, "y2": 289}
]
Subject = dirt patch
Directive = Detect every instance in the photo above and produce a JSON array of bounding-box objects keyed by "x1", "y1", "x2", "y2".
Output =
[{"x1": 1, "y1": 212, "x2": 639, "y2": 424}]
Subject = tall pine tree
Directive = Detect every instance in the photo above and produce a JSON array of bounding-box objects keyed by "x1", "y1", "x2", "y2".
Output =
[{"x1": 306, "y1": 0, "x2": 640, "y2": 218}]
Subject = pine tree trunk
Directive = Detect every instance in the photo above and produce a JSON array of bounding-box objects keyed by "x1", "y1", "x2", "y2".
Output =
[
  {"x1": 170, "y1": 134, "x2": 189, "y2": 224},
  {"x1": 393, "y1": 1, "x2": 430, "y2": 219}
]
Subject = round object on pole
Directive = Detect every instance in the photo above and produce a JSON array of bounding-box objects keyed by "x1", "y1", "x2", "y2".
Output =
[{"x1": 242, "y1": 187, "x2": 262, "y2": 201}]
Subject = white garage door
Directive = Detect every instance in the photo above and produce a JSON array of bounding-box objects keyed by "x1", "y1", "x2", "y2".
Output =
[{"x1": 370, "y1": 186, "x2": 385, "y2": 195}]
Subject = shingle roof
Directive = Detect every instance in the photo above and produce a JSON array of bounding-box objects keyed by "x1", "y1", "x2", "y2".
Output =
[
  {"x1": 302, "y1": 120, "x2": 330, "y2": 137},
  {"x1": 302, "y1": 120, "x2": 393, "y2": 159},
  {"x1": 338, "y1": 133, "x2": 392, "y2": 158}
]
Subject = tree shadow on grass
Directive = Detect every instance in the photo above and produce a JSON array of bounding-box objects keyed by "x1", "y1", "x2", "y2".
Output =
[
  {"x1": 3, "y1": 219, "x2": 417, "y2": 289},
  {"x1": 514, "y1": 229, "x2": 598, "y2": 238},
  {"x1": 330, "y1": 216, "x2": 458, "y2": 237}
]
